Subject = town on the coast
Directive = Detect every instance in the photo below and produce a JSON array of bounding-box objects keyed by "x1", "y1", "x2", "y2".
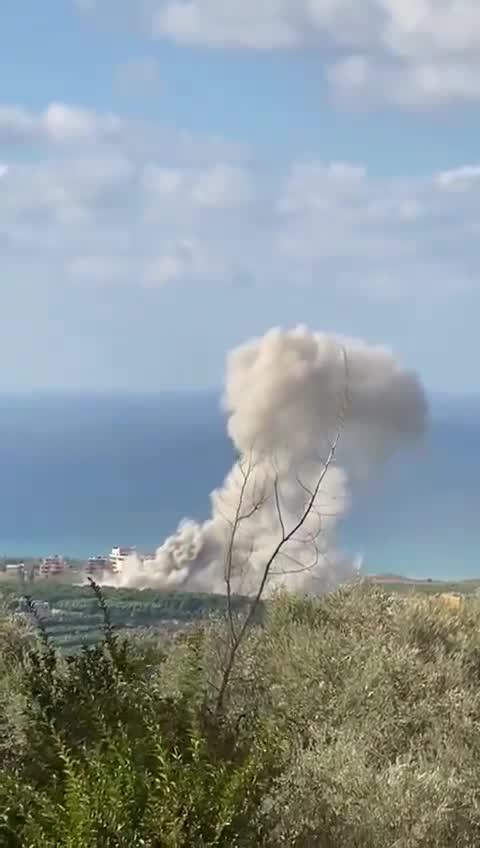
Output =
[{"x1": 0, "y1": 546, "x2": 150, "y2": 583}]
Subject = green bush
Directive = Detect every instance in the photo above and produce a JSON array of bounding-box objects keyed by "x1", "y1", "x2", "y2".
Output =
[
  {"x1": 0, "y1": 589, "x2": 273, "y2": 847},
  {"x1": 159, "y1": 585, "x2": 480, "y2": 846},
  {"x1": 2, "y1": 583, "x2": 480, "y2": 846}
]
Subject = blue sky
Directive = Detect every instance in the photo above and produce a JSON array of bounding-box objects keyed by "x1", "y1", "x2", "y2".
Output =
[{"x1": 2, "y1": 0, "x2": 480, "y2": 393}]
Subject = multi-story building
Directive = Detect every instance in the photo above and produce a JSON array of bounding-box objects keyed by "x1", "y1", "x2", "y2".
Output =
[
  {"x1": 39, "y1": 555, "x2": 65, "y2": 578},
  {"x1": 86, "y1": 556, "x2": 114, "y2": 578},
  {"x1": 108, "y1": 546, "x2": 136, "y2": 572}
]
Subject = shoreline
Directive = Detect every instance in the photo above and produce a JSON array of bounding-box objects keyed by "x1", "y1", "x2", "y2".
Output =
[
  {"x1": 1, "y1": 555, "x2": 479, "y2": 584},
  {"x1": 1, "y1": 555, "x2": 480, "y2": 595}
]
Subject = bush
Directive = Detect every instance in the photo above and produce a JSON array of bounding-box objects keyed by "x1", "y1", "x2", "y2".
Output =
[
  {"x1": 0, "y1": 588, "x2": 273, "y2": 847},
  {"x1": 159, "y1": 585, "x2": 480, "y2": 846},
  {"x1": 2, "y1": 583, "x2": 480, "y2": 846}
]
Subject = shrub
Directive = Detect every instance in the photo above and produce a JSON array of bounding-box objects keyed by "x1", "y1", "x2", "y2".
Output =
[
  {"x1": 2, "y1": 583, "x2": 480, "y2": 846},
  {"x1": 0, "y1": 587, "x2": 274, "y2": 846}
]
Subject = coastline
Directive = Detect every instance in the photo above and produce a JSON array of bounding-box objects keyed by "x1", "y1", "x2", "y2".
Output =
[{"x1": 1, "y1": 554, "x2": 480, "y2": 596}]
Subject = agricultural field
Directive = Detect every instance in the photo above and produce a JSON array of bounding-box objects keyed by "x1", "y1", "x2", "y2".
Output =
[
  {"x1": 0, "y1": 579, "x2": 253, "y2": 652},
  {"x1": 1, "y1": 572, "x2": 478, "y2": 652}
]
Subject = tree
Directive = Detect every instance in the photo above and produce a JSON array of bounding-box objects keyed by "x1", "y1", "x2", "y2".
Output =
[{"x1": 216, "y1": 345, "x2": 350, "y2": 714}]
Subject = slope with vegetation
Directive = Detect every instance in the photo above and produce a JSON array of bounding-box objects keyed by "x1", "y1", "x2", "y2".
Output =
[
  {"x1": 1, "y1": 581, "x2": 254, "y2": 652},
  {"x1": 1, "y1": 581, "x2": 480, "y2": 846}
]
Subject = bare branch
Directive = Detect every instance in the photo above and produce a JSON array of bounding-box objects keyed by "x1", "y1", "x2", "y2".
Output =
[
  {"x1": 270, "y1": 546, "x2": 321, "y2": 576},
  {"x1": 273, "y1": 478, "x2": 286, "y2": 542},
  {"x1": 223, "y1": 451, "x2": 270, "y2": 645},
  {"x1": 215, "y1": 342, "x2": 350, "y2": 714},
  {"x1": 224, "y1": 454, "x2": 252, "y2": 645},
  {"x1": 295, "y1": 473, "x2": 316, "y2": 500}
]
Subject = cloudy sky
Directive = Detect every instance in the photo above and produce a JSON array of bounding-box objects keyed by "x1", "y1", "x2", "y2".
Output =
[{"x1": 2, "y1": 0, "x2": 480, "y2": 393}]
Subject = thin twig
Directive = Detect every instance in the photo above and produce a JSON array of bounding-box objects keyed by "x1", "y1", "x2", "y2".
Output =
[{"x1": 215, "y1": 343, "x2": 350, "y2": 714}]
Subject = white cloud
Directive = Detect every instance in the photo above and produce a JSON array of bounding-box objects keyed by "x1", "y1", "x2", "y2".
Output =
[
  {"x1": 43, "y1": 103, "x2": 122, "y2": 143},
  {"x1": 143, "y1": 162, "x2": 252, "y2": 208},
  {"x1": 75, "y1": 0, "x2": 480, "y2": 108},
  {"x1": 275, "y1": 157, "x2": 480, "y2": 296},
  {"x1": 436, "y1": 165, "x2": 480, "y2": 190},
  {"x1": 143, "y1": 238, "x2": 224, "y2": 286},
  {"x1": 150, "y1": 0, "x2": 480, "y2": 59},
  {"x1": 0, "y1": 102, "x2": 123, "y2": 146},
  {"x1": 189, "y1": 163, "x2": 253, "y2": 208},
  {"x1": 0, "y1": 106, "x2": 36, "y2": 142},
  {"x1": 153, "y1": 1, "x2": 300, "y2": 49},
  {"x1": 3, "y1": 154, "x2": 136, "y2": 230},
  {"x1": 279, "y1": 160, "x2": 367, "y2": 214},
  {"x1": 3, "y1": 99, "x2": 480, "y2": 299},
  {"x1": 328, "y1": 55, "x2": 480, "y2": 109}
]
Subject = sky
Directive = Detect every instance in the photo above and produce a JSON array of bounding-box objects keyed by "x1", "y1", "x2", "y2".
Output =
[{"x1": 2, "y1": 0, "x2": 480, "y2": 393}]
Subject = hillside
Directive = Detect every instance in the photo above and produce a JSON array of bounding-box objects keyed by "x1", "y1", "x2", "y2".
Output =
[
  {"x1": 0, "y1": 580, "x2": 255, "y2": 651},
  {"x1": 1, "y1": 571, "x2": 479, "y2": 653},
  {"x1": 2, "y1": 582, "x2": 480, "y2": 845}
]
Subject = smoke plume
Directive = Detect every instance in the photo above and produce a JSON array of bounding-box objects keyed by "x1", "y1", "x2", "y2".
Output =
[{"x1": 104, "y1": 327, "x2": 428, "y2": 596}]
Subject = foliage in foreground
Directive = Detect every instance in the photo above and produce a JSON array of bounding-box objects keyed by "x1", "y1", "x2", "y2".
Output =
[
  {"x1": 0, "y1": 590, "x2": 270, "y2": 848},
  {"x1": 2, "y1": 583, "x2": 480, "y2": 846}
]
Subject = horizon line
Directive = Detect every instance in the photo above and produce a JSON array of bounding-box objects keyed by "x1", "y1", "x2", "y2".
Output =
[{"x1": 0, "y1": 388, "x2": 479, "y2": 401}]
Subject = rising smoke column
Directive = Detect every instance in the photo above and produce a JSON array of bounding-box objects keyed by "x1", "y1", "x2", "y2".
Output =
[{"x1": 108, "y1": 327, "x2": 428, "y2": 595}]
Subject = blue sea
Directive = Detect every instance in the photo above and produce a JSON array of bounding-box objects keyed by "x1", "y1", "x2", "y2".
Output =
[{"x1": 0, "y1": 392, "x2": 478, "y2": 581}]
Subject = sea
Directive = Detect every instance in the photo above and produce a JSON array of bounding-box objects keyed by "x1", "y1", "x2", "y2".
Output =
[{"x1": 0, "y1": 391, "x2": 478, "y2": 581}]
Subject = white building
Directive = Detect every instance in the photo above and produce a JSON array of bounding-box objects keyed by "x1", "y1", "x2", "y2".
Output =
[
  {"x1": 109, "y1": 546, "x2": 136, "y2": 572},
  {"x1": 6, "y1": 562, "x2": 25, "y2": 576}
]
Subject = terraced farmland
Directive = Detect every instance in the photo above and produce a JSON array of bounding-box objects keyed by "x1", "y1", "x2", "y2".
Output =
[{"x1": 1, "y1": 582, "x2": 253, "y2": 652}]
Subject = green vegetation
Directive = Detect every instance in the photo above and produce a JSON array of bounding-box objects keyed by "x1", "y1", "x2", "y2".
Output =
[
  {"x1": 2, "y1": 572, "x2": 479, "y2": 653},
  {"x1": 1, "y1": 580, "x2": 480, "y2": 845},
  {"x1": 0, "y1": 582, "x2": 256, "y2": 651}
]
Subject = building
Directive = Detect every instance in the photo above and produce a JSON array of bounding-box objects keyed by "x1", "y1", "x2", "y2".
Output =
[
  {"x1": 109, "y1": 546, "x2": 136, "y2": 572},
  {"x1": 39, "y1": 555, "x2": 65, "y2": 578},
  {"x1": 5, "y1": 562, "x2": 26, "y2": 583},
  {"x1": 5, "y1": 562, "x2": 25, "y2": 574},
  {"x1": 86, "y1": 556, "x2": 114, "y2": 578}
]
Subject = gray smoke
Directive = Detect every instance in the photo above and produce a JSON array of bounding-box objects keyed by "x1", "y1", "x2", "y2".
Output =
[{"x1": 104, "y1": 326, "x2": 427, "y2": 596}]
